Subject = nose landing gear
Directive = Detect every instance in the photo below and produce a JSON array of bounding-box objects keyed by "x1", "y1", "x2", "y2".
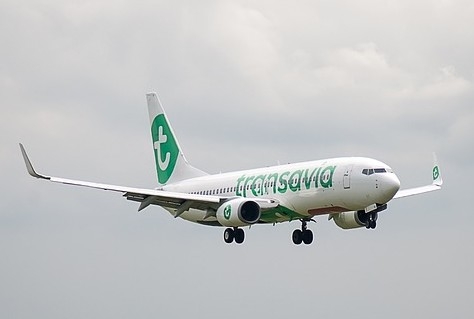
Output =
[
  {"x1": 292, "y1": 219, "x2": 315, "y2": 245},
  {"x1": 361, "y1": 204, "x2": 386, "y2": 230},
  {"x1": 365, "y1": 212, "x2": 378, "y2": 229},
  {"x1": 223, "y1": 227, "x2": 245, "y2": 244}
]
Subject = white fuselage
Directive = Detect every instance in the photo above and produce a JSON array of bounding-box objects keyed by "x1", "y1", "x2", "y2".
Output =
[{"x1": 162, "y1": 157, "x2": 401, "y2": 224}]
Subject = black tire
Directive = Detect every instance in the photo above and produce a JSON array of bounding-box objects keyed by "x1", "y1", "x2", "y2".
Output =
[
  {"x1": 292, "y1": 229, "x2": 303, "y2": 245},
  {"x1": 224, "y1": 228, "x2": 234, "y2": 243},
  {"x1": 302, "y1": 229, "x2": 313, "y2": 245},
  {"x1": 234, "y1": 228, "x2": 245, "y2": 244},
  {"x1": 370, "y1": 220, "x2": 377, "y2": 229}
]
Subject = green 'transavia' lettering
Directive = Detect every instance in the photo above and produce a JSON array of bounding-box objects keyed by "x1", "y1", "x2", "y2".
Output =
[
  {"x1": 277, "y1": 171, "x2": 290, "y2": 194},
  {"x1": 234, "y1": 165, "x2": 337, "y2": 197}
]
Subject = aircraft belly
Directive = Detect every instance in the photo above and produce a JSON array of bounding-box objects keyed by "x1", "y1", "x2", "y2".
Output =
[{"x1": 166, "y1": 185, "x2": 372, "y2": 225}]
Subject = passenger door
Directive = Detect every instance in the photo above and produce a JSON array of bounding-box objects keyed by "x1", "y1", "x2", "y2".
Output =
[{"x1": 343, "y1": 165, "x2": 353, "y2": 189}]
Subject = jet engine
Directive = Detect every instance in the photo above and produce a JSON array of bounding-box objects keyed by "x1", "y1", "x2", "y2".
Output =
[
  {"x1": 331, "y1": 211, "x2": 368, "y2": 229},
  {"x1": 216, "y1": 198, "x2": 261, "y2": 227}
]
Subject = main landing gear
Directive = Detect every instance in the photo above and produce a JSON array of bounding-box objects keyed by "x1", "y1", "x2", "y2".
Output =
[
  {"x1": 292, "y1": 219, "x2": 315, "y2": 245},
  {"x1": 223, "y1": 227, "x2": 245, "y2": 244}
]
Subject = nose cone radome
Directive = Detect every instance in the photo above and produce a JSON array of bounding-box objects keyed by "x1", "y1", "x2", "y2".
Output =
[{"x1": 379, "y1": 173, "x2": 401, "y2": 203}]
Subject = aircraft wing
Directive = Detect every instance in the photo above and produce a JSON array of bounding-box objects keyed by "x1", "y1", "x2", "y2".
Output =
[
  {"x1": 393, "y1": 153, "x2": 443, "y2": 199},
  {"x1": 19, "y1": 144, "x2": 278, "y2": 216}
]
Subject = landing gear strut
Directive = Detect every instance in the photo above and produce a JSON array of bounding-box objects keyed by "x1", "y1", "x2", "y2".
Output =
[
  {"x1": 223, "y1": 227, "x2": 245, "y2": 244},
  {"x1": 292, "y1": 219, "x2": 315, "y2": 245}
]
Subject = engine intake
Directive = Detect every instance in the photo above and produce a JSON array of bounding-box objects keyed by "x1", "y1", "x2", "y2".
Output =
[{"x1": 216, "y1": 198, "x2": 261, "y2": 227}]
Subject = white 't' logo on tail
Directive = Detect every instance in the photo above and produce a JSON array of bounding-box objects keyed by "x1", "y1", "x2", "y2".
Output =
[{"x1": 154, "y1": 126, "x2": 170, "y2": 171}]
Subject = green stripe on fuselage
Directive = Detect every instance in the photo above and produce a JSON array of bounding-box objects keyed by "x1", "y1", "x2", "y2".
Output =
[{"x1": 259, "y1": 205, "x2": 306, "y2": 223}]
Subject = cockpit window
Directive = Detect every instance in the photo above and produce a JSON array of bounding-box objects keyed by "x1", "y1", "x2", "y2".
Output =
[{"x1": 362, "y1": 168, "x2": 387, "y2": 175}]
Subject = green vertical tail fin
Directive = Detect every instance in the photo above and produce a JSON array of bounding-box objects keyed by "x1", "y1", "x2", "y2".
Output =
[{"x1": 146, "y1": 93, "x2": 207, "y2": 185}]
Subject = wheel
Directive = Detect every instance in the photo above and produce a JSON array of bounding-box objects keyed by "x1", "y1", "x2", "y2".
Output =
[
  {"x1": 292, "y1": 229, "x2": 303, "y2": 245},
  {"x1": 365, "y1": 221, "x2": 371, "y2": 229},
  {"x1": 370, "y1": 220, "x2": 377, "y2": 229},
  {"x1": 224, "y1": 228, "x2": 234, "y2": 243},
  {"x1": 302, "y1": 229, "x2": 313, "y2": 245},
  {"x1": 234, "y1": 228, "x2": 245, "y2": 244}
]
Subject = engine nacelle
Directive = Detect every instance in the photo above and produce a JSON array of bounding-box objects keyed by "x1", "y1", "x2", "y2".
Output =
[
  {"x1": 216, "y1": 198, "x2": 261, "y2": 227},
  {"x1": 332, "y1": 211, "x2": 368, "y2": 229}
]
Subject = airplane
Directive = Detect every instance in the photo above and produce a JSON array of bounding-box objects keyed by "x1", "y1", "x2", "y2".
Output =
[{"x1": 19, "y1": 92, "x2": 443, "y2": 245}]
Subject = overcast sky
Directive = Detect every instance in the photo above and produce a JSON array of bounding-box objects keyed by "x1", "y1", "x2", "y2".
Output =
[{"x1": 1, "y1": 0, "x2": 473, "y2": 318}]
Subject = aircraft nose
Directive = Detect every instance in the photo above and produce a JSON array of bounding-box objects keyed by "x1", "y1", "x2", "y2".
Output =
[{"x1": 379, "y1": 173, "x2": 400, "y2": 203}]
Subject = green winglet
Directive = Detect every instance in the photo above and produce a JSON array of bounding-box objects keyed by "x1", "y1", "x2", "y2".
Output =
[{"x1": 432, "y1": 153, "x2": 443, "y2": 186}]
